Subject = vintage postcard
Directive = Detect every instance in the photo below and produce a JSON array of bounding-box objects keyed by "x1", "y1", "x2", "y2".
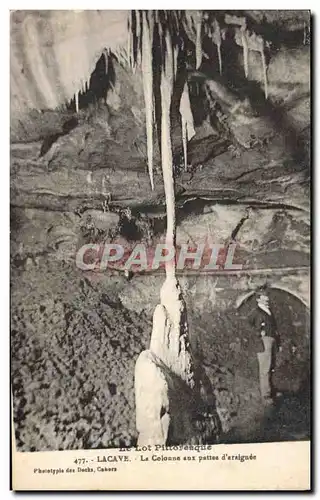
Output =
[{"x1": 10, "y1": 9, "x2": 311, "y2": 491}]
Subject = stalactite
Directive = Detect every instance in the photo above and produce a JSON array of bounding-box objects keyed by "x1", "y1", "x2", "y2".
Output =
[
  {"x1": 158, "y1": 29, "x2": 194, "y2": 390},
  {"x1": 103, "y1": 49, "x2": 109, "y2": 74},
  {"x1": 181, "y1": 121, "x2": 187, "y2": 172},
  {"x1": 134, "y1": 11, "x2": 205, "y2": 447},
  {"x1": 213, "y1": 20, "x2": 222, "y2": 75},
  {"x1": 130, "y1": 11, "x2": 137, "y2": 72},
  {"x1": 172, "y1": 10, "x2": 179, "y2": 32},
  {"x1": 141, "y1": 10, "x2": 155, "y2": 190},
  {"x1": 173, "y1": 45, "x2": 179, "y2": 79},
  {"x1": 160, "y1": 31, "x2": 175, "y2": 267},
  {"x1": 179, "y1": 81, "x2": 195, "y2": 171},
  {"x1": 241, "y1": 26, "x2": 249, "y2": 78},
  {"x1": 234, "y1": 26, "x2": 269, "y2": 100},
  {"x1": 136, "y1": 10, "x2": 142, "y2": 67},
  {"x1": 195, "y1": 11, "x2": 202, "y2": 69},
  {"x1": 217, "y1": 43, "x2": 222, "y2": 76},
  {"x1": 127, "y1": 12, "x2": 132, "y2": 68},
  {"x1": 260, "y1": 43, "x2": 268, "y2": 99},
  {"x1": 75, "y1": 91, "x2": 79, "y2": 113}
]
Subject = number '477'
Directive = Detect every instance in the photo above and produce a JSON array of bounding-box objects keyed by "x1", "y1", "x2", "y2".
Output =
[{"x1": 74, "y1": 458, "x2": 86, "y2": 465}]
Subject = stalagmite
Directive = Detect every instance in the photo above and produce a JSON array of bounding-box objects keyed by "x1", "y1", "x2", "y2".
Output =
[
  {"x1": 179, "y1": 81, "x2": 196, "y2": 171},
  {"x1": 141, "y1": 11, "x2": 155, "y2": 190},
  {"x1": 195, "y1": 11, "x2": 202, "y2": 69}
]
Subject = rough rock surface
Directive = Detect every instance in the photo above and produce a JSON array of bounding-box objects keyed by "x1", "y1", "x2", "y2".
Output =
[{"x1": 11, "y1": 262, "x2": 151, "y2": 450}]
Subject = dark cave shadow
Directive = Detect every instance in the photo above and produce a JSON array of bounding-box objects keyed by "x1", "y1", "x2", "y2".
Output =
[
  {"x1": 219, "y1": 33, "x2": 309, "y2": 166},
  {"x1": 223, "y1": 289, "x2": 311, "y2": 444},
  {"x1": 257, "y1": 387, "x2": 310, "y2": 444},
  {"x1": 186, "y1": 12, "x2": 310, "y2": 168},
  {"x1": 220, "y1": 367, "x2": 310, "y2": 445},
  {"x1": 244, "y1": 12, "x2": 309, "y2": 52},
  {"x1": 65, "y1": 51, "x2": 116, "y2": 112},
  {"x1": 41, "y1": 52, "x2": 117, "y2": 156},
  {"x1": 188, "y1": 287, "x2": 311, "y2": 446},
  {"x1": 80, "y1": 51, "x2": 116, "y2": 109},
  {"x1": 208, "y1": 10, "x2": 309, "y2": 52},
  {"x1": 39, "y1": 116, "x2": 79, "y2": 157}
]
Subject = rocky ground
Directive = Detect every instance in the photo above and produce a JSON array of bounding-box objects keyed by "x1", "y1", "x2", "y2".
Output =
[
  {"x1": 11, "y1": 32, "x2": 310, "y2": 451},
  {"x1": 11, "y1": 258, "x2": 310, "y2": 451}
]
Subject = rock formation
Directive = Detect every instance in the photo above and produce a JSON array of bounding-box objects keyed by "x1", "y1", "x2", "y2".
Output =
[{"x1": 133, "y1": 19, "x2": 219, "y2": 445}]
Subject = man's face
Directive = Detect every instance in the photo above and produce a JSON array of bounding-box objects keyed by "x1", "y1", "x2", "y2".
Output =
[{"x1": 259, "y1": 294, "x2": 269, "y2": 303}]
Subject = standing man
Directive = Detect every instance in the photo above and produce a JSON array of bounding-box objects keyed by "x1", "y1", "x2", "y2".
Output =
[{"x1": 248, "y1": 290, "x2": 280, "y2": 405}]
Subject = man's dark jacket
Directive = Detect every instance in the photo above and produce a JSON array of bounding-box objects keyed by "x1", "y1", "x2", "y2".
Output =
[{"x1": 247, "y1": 307, "x2": 280, "y2": 354}]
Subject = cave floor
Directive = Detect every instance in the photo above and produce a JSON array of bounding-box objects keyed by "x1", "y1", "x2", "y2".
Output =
[{"x1": 11, "y1": 258, "x2": 310, "y2": 451}]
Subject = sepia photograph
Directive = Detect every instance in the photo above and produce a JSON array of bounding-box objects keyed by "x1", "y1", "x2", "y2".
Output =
[{"x1": 10, "y1": 8, "x2": 311, "y2": 490}]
